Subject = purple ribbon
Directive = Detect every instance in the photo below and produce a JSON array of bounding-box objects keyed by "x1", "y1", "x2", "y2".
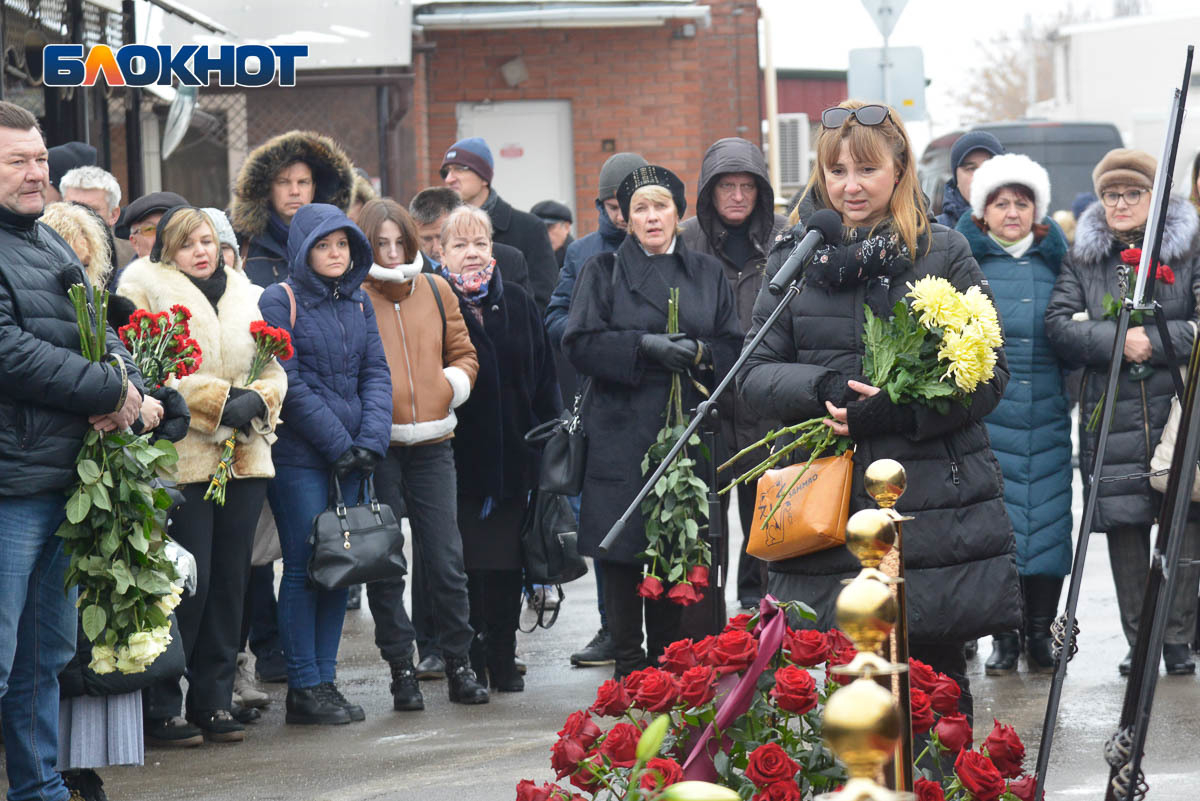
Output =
[{"x1": 681, "y1": 596, "x2": 788, "y2": 781}]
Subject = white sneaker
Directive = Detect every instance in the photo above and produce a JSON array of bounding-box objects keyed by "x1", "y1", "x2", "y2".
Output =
[{"x1": 234, "y1": 652, "x2": 270, "y2": 709}]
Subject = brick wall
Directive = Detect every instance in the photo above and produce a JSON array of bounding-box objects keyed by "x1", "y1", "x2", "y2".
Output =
[{"x1": 419, "y1": 0, "x2": 761, "y2": 235}]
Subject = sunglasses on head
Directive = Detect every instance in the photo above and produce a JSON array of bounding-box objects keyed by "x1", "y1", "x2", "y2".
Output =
[{"x1": 821, "y1": 105, "x2": 890, "y2": 129}]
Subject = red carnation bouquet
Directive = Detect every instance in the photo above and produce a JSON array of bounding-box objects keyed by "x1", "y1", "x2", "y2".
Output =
[
  {"x1": 116, "y1": 305, "x2": 202, "y2": 389},
  {"x1": 204, "y1": 321, "x2": 293, "y2": 505}
]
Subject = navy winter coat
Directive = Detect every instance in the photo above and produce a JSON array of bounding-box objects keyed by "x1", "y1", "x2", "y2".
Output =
[
  {"x1": 545, "y1": 201, "x2": 628, "y2": 348},
  {"x1": 258, "y1": 204, "x2": 392, "y2": 469},
  {"x1": 957, "y1": 216, "x2": 1073, "y2": 577}
]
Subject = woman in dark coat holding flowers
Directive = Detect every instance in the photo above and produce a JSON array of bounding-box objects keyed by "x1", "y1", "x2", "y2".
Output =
[{"x1": 563, "y1": 166, "x2": 743, "y2": 679}]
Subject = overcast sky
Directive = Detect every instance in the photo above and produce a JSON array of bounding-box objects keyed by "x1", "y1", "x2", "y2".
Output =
[{"x1": 758, "y1": 0, "x2": 1198, "y2": 150}]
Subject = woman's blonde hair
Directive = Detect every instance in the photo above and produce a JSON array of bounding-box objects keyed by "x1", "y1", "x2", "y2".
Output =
[
  {"x1": 629, "y1": 184, "x2": 683, "y2": 236},
  {"x1": 439, "y1": 205, "x2": 493, "y2": 246},
  {"x1": 798, "y1": 99, "x2": 929, "y2": 255},
  {"x1": 158, "y1": 208, "x2": 218, "y2": 269},
  {"x1": 41, "y1": 201, "x2": 112, "y2": 288}
]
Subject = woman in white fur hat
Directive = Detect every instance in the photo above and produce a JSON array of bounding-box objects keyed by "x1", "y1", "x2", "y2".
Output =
[{"x1": 956, "y1": 153, "x2": 1074, "y2": 677}]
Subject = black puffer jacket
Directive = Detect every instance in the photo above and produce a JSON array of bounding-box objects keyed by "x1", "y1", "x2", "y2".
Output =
[
  {"x1": 0, "y1": 212, "x2": 142, "y2": 496},
  {"x1": 737, "y1": 221, "x2": 1021, "y2": 643},
  {"x1": 1045, "y1": 198, "x2": 1200, "y2": 531}
]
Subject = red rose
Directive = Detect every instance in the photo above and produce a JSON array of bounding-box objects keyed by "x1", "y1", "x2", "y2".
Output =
[
  {"x1": 751, "y1": 781, "x2": 802, "y2": 801},
  {"x1": 707, "y1": 629, "x2": 759, "y2": 674},
  {"x1": 723, "y1": 613, "x2": 754, "y2": 634},
  {"x1": 935, "y1": 713, "x2": 973, "y2": 754},
  {"x1": 929, "y1": 674, "x2": 962, "y2": 716},
  {"x1": 557, "y1": 710, "x2": 602, "y2": 749},
  {"x1": 826, "y1": 645, "x2": 857, "y2": 686},
  {"x1": 640, "y1": 757, "x2": 684, "y2": 791},
  {"x1": 678, "y1": 664, "x2": 717, "y2": 708},
  {"x1": 771, "y1": 665, "x2": 818, "y2": 715},
  {"x1": 687, "y1": 565, "x2": 710, "y2": 588},
  {"x1": 910, "y1": 687, "x2": 934, "y2": 735},
  {"x1": 955, "y1": 749, "x2": 1006, "y2": 801},
  {"x1": 909, "y1": 658, "x2": 938, "y2": 693},
  {"x1": 515, "y1": 780, "x2": 551, "y2": 801},
  {"x1": 637, "y1": 575, "x2": 665, "y2": 600},
  {"x1": 982, "y1": 719, "x2": 1025, "y2": 779},
  {"x1": 692, "y1": 634, "x2": 717, "y2": 664},
  {"x1": 1159, "y1": 264, "x2": 1176, "y2": 284},
  {"x1": 785, "y1": 629, "x2": 830, "y2": 666},
  {"x1": 599, "y1": 722, "x2": 641, "y2": 768},
  {"x1": 658, "y1": 638, "x2": 697, "y2": 674},
  {"x1": 745, "y1": 742, "x2": 800, "y2": 786},
  {"x1": 622, "y1": 669, "x2": 648, "y2": 699},
  {"x1": 632, "y1": 667, "x2": 679, "y2": 713},
  {"x1": 667, "y1": 581, "x2": 704, "y2": 606},
  {"x1": 550, "y1": 736, "x2": 587, "y2": 779},
  {"x1": 590, "y1": 679, "x2": 632, "y2": 717},
  {"x1": 825, "y1": 629, "x2": 854, "y2": 652},
  {"x1": 1007, "y1": 775, "x2": 1042, "y2": 801},
  {"x1": 913, "y1": 777, "x2": 945, "y2": 801},
  {"x1": 1121, "y1": 247, "x2": 1142, "y2": 266}
]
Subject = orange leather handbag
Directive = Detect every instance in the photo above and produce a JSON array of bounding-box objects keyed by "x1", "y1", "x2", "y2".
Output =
[{"x1": 746, "y1": 450, "x2": 855, "y2": 561}]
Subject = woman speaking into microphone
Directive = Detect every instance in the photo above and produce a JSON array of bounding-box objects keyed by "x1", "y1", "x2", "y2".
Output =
[{"x1": 736, "y1": 101, "x2": 1020, "y2": 718}]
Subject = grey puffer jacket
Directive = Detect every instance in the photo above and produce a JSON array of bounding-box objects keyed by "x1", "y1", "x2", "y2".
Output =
[
  {"x1": 1044, "y1": 197, "x2": 1200, "y2": 531},
  {"x1": 736, "y1": 220, "x2": 1021, "y2": 643}
]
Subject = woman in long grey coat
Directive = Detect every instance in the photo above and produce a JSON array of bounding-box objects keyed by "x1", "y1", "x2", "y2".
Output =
[
  {"x1": 737, "y1": 101, "x2": 1021, "y2": 719},
  {"x1": 1044, "y1": 148, "x2": 1200, "y2": 676}
]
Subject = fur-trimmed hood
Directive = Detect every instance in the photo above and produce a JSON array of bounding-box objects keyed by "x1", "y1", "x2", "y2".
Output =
[
  {"x1": 230, "y1": 130, "x2": 355, "y2": 240},
  {"x1": 1072, "y1": 194, "x2": 1200, "y2": 266}
]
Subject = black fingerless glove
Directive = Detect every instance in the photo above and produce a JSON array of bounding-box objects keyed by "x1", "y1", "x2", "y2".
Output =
[
  {"x1": 220, "y1": 387, "x2": 266, "y2": 430},
  {"x1": 816, "y1": 372, "x2": 851, "y2": 408},
  {"x1": 846, "y1": 390, "x2": 915, "y2": 439}
]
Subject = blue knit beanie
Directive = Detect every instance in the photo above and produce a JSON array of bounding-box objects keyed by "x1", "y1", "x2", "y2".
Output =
[{"x1": 440, "y1": 137, "x2": 494, "y2": 184}]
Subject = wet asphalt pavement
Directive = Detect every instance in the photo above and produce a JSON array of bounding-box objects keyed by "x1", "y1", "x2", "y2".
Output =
[{"x1": 9, "y1": 471, "x2": 1200, "y2": 801}]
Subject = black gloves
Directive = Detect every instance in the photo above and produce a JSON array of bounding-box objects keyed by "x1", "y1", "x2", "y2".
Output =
[
  {"x1": 351, "y1": 446, "x2": 382, "y2": 474},
  {"x1": 817, "y1": 372, "x2": 871, "y2": 409},
  {"x1": 639, "y1": 333, "x2": 699, "y2": 372},
  {"x1": 153, "y1": 387, "x2": 191, "y2": 443},
  {"x1": 332, "y1": 448, "x2": 360, "y2": 478},
  {"x1": 221, "y1": 387, "x2": 266, "y2": 430},
  {"x1": 846, "y1": 390, "x2": 915, "y2": 439}
]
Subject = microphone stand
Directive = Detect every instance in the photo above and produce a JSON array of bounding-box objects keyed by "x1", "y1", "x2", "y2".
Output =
[{"x1": 599, "y1": 275, "x2": 807, "y2": 627}]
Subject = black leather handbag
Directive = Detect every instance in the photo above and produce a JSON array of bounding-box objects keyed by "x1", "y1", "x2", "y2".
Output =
[
  {"x1": 519, "y1": 489, "x2": 588, "y2": 631},
  {"x1": 307, "y1": 475, "x2": 406, "y2": 591},
  {"x1": 524, "y1": 379, "x2": 591, "y2": 496}
]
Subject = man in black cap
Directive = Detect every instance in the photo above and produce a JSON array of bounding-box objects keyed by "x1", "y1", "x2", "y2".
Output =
[
  {"x1": 935, "y1": 131, "x2": 1005, "y2": 228},
  {"x1": 531, "y1": 200, "x2": 574, "y2": 269},
  {"x1": 46, "y1": 141, "x2": 96, "y2": 203},
  {"x1": 115, "y1": 191, "x2": 189, "y2": 261}
]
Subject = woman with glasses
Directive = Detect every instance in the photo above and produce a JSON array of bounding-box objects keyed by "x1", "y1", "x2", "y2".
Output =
[
  {"x1": 737, "y1": 100, "x2": 1020, "y2": 718},
  {"x1": 1046, "y1": 148, "x2": 1200, "y2": 676}
]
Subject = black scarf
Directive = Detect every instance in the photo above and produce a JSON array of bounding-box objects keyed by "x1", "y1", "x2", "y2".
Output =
[
  {"x1": 0, "y1": 204, "x2": 41, "y2": 233},
  {"x1": 721, "y1": 221, "x2": 754, "y2": 270},
  {"x1": 186, "y1": 267, "x2": 228, "y2": 312},
  {"x1": 804, "y1": 224, "x2": 912, "y2": 317}
]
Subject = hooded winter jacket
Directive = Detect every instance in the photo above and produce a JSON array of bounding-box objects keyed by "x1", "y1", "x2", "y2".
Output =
[
  {"x1": 957, "y1": 215, "x2": 1073, "y2": 577},
  {"x1": 231, "y1": 131, "x2": 355, "y2": 288},
  {"x1": 1045, "y1": 197, "x2": 1200, "y2": 531},
  {"x1": 258, "y1": 204, "x2": 392, "y2": 468},
  {"x1": 680, "y1": 137, "x2": 788, "y2": 472},
  {"x1": 737, "y1": 216, "x2": 1022, "y2": 643},
  {"x1": 545, "y1": 200, "x2": 628, "y2": 348}
]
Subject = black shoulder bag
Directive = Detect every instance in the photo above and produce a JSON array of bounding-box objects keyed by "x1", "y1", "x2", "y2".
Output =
[
  {"x1": 307, "y1": 475, "x2": 407, "y2": 591},
  {"x1": 524, "y1": 379, "x2": 591, "y2": 496},
  {"x1": 519, "y1": 489, "x2": 588, "y2": 631}
]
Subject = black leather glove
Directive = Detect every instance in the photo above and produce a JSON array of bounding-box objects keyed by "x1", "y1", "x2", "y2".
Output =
[
  {"x1": 639, "y1": 333, "x2": 699, "y2": 372},
  {"x1": 846, "y1": 390, "x2": 915, "y2": 439},
  {"x1": 220, "y1": 388, "x2": 266, "y2": 430},
  {"x1": 332, "y1": 448, "x2": 360, "y2": 478},
  {"x1": 351, "y1": 446, "x2": 382, "y2": 474},
  {"x1": 152, "y1": 386, "x2": 191, "y2": 443}
]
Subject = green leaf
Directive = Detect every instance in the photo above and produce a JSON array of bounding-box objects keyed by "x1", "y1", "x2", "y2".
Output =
[
  {"x1": 87, "y1": 482, "x2": 112, "y2": 511},
  {"x1": 65, "y1": 490, "x2": 92, "y2": 524},
  {"x1": 77, "y1": 459, "x2": 101, "y2": 485},
  {"x1": 99, "y1": 525, "x2": 120, "y2": 558},
  {"x1": 81, "y1": 604, "x2": 106, "y2": 641}
]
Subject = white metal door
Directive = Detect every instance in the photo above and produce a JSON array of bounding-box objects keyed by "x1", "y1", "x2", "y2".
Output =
[{"x1": 456, "y1": 100, "x2": 575, "y2": 222}]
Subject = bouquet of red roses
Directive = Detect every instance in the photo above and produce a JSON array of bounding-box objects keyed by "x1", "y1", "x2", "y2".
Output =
[
  {"x1": 116, "y1": 305, "x2": 202, "y2": 389},
  {"x1": 204, "y1": 321, "x2": 293, "y2": 505}
]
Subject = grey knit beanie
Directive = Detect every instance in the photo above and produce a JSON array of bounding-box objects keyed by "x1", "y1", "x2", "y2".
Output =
[{"x1": 598, "y1": 152, "x2": 649, "y2": 201}]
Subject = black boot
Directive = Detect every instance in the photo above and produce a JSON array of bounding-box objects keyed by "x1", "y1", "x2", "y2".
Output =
[
  {"x1": 445, "y1": 657, "x2": 489, "y2": 705},
  {"x1": 318, "y1": 682, "x2": 365, "y2": 722},
  {"x1": 1024, "y1": 575, "x2": 1064, "y2": 674},
  {"x1": 468, "y1": 633, "x2": 488, "y2": 686},
  {"x1": 487, "y1": 631, "x2": 524, "y2": 693},
  {"x1": 389, "y1": 660, "x2": 425, "y2": 711},
  {"x1": 984, "y1": 631, "x2": 1021, "y2": 675},
  {"x1": 285, "y1": 686, "x2": 351, "y2": 725}
]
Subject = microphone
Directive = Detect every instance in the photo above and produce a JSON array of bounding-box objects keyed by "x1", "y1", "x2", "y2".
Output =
[{"x1": 767, "y1": 209, "x2": 843, "y2": 295}]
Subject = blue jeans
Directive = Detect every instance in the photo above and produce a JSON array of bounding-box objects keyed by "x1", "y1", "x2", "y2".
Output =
[
  {"x1": 0, "y1": 493, "x2": 76, "y2": 801},
  {"x1": 269, "y1": 466, "x2": 362, "y2": 688}
]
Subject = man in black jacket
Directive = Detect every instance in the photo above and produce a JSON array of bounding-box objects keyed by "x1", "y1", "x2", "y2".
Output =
[
  {"x1": 0, "y1": 101, "x2": 144, "y2": 801},
  {"x1": 440, "y1": 138, "x2": 558, "y2": 311}
]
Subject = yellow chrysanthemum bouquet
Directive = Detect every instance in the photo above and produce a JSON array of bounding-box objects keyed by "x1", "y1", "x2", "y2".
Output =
[{"x1": 723, "y1": 276, "x2": 1004, "y2": 523}]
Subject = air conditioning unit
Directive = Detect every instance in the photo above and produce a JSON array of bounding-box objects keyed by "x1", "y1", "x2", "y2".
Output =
[{"x1": 777, "y1": 113, "x2": 811, "y2": 191}]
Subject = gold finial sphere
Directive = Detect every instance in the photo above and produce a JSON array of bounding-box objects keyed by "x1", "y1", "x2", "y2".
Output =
[
  {"x1": 864, "y1": 460, "x2": 907, "y2": 508},
  {"x1": 844, "y1": 509, "x2": 897, "y2": 568},
  {"x1": 823, "y1": 678, "x2": 902, "y2": 779},
  {"x1": 835, "y1": 576, "x2": 898, "y2": 654}
]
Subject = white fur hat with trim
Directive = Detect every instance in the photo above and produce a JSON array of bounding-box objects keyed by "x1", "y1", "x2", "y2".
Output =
[{"x1": 969, "y1": 153, "x2": 1051, "y2": 222}]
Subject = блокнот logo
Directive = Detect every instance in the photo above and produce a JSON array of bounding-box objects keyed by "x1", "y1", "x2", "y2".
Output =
[{"x1": 43, "y1": 44, "x2": 308, "y2": 88}]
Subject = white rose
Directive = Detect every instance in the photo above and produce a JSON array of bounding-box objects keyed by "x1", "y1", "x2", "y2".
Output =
[
  {"x1": 156, "y1": 584, "x2": 184, "y2": 615},
  {"x1": 89, "y1": 644, "x2": 118, "y2": 675}
]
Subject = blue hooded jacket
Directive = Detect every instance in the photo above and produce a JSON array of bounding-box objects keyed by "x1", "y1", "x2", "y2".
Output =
[
  {"x1": 258, "y1": 203, "x2": 392, "y2": 469},
  {"x1": 544, "y1": 200, "x2": 627, "y2": 348}
]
